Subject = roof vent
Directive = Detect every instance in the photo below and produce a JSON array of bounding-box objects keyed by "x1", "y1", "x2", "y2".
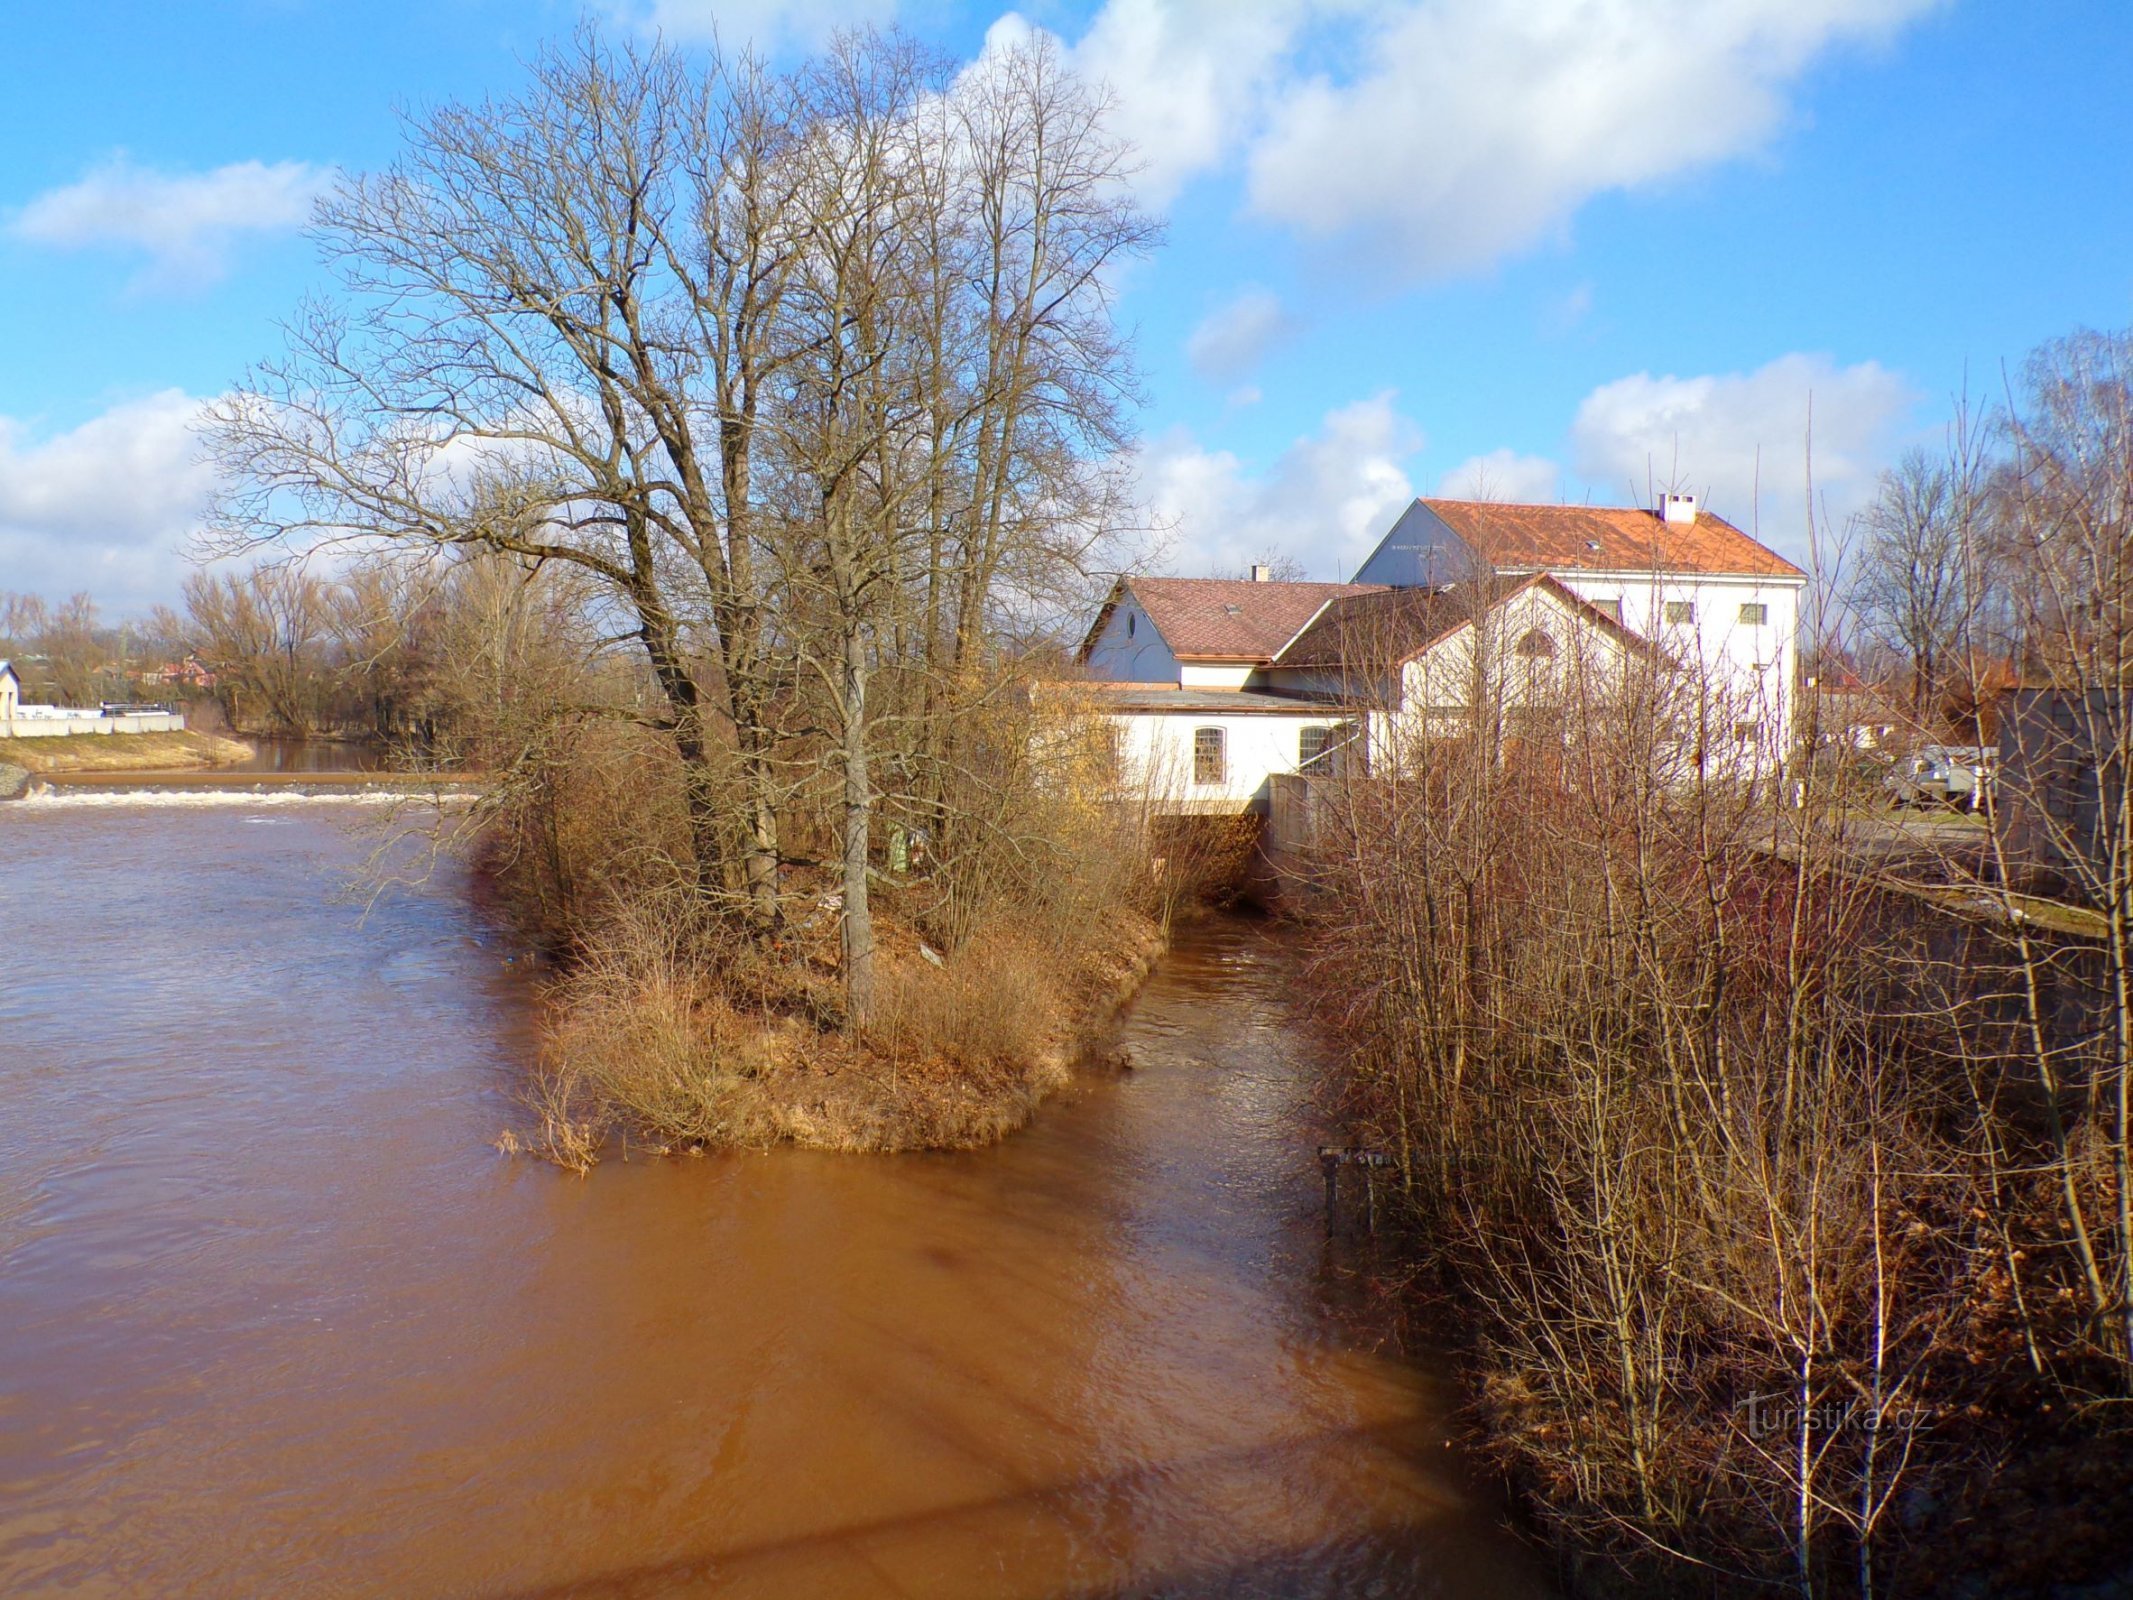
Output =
[
  {"x1": 1222, "y1": 604, "x2": 1242, "y2": 616},
  {"x1": 1249, "y1": 563, "x2": 1272, "y2": 583},
  {"x1": 1661, "y1": 492, "x2": 1698, "y2": 526}
]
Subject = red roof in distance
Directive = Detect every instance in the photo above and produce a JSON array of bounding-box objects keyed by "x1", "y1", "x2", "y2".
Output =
[{"x1": 1418, "y1": 499, "x2": 1806, "y2": 580}]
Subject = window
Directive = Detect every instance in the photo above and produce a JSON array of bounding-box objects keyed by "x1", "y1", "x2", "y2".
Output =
[
  {"x1": 1514, "y1": 628, "x2": 1558, "y2": 658},
  {"x1": 1591, "y1": 597, "x2": 1623, "y2": 623},
  {"x1": 1127, "y1": 612, "x2": 1136, "y2": 638},
  {"x1": 1739, "y1": 602, "x2": 1768, "y2": 626},
  {"x1": 1299, "y1": 726, "x2": 1331, "y2": 768},
  {"x1": 1732, "y1": 721, "x2": 1759, "y2": 745},
  {"x1": 1193, "y1": 726, "x2": 1226, "y2": 786},
  {"x1": 1664, "y1": 600, "x2": 1697, "y2": 625}
]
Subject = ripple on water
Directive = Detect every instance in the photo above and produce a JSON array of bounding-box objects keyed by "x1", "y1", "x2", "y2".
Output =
[{"x1": 0, "y1": 811, "x2": 1548, "y2": 1599}]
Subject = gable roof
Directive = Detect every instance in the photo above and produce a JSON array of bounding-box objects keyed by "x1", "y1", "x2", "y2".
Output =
[
  {"x1": 1277, "y1": 573, "x2": 1662, "y2": 671},
  {"x1": 1410, "y1": 499, "x2": 1806, "y2": 581},
  {"x1": 1275, "y1": 586, "x2": 1477, "y2": 669},
  {"x1": 1082, "y1": 576, "x2": 1384, "y2": 662}
]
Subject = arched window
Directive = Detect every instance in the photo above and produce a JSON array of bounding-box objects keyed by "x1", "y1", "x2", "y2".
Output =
[
  {"x1": 1193, "y1": 727, "x2": 1227, "y2": 786},
  {"x1": 1515, "y1": 628, "x2": 1558, "y2": 659}
]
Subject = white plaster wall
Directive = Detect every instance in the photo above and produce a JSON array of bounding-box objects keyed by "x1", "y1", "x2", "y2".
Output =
[
  {"x1": 1114, "y1": 709, "x2": 1341, "y2": 814},
  {"x1": 1083, "y1": 593, "x2": 1183, "y2": 684},
  {"x1": 1541, "y1": 570, "x2": 1801, "y2": 762},
  {"x1": 1177, "y1": 663, "x2": 1256, "y2": 689}
]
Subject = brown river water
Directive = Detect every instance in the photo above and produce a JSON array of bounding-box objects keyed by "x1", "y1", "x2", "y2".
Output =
[{"x1": 0, "y1": 797, "x2": 1548, "y2": 1598}]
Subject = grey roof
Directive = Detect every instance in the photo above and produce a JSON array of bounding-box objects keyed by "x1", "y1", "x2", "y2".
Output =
[{"x1": 1085, "y1": 687, "x2": 1336, "y2": 715}]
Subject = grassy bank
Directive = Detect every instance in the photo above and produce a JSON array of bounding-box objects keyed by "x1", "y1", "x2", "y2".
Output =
[
  {"x1": 515, "y1": 890, "x2": 1166, "y2": 1167},
  {"x1": 0, "y1": 730, "x2": 254, "y2": 774}
]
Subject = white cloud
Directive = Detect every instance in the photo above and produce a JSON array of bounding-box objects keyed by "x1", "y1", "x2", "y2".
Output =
[
  {"x1": 1027, "y1": 0, "x2": 1938, "y2": 280},
  {"x1": 1245, "y1": 0, "x2": 1942, "y2": 279},
  {"x1": 614, "y1": 0, "x2": 894, "y2": 50},
  {"x1": 10, "y1": 156, "x2": 330, "y2": 291},
  {"x1": 1134, "y1": 391, "x2": 1422, "y2": 579},
  {"x1": 1053, "y1": 0, "x2": 1307, "y2": 208},
  {"x1": 1185, "y1": 286, "x2": 1298, "y2": 383},
  {"x1": 1569, "y1": 352, "x2": 1915, "y2": 559},
  {"x1": 1440, "y1": 448, "x2": 1561, "y2": 503},
  {"x1": 0, "y1": 391, "x2": 220, "y2": 609}
]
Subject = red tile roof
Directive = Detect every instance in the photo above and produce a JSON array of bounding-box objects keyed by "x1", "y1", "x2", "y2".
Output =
[
  {"x1": 1420, "y1": 499, "x2": 1806, "y2": 580},
  {"x1": 1275, "y1": 587, "x2": 1475, "y2": 669},
  {"x1": 1277, "y1": 574, "x2": 1663, "y2": 670},
  {"x1": 1101, "y1": 577, "x2": 1385, "y2": 661}
]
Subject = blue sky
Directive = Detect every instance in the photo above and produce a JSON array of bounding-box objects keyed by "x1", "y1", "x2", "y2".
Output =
[{"x1": 2, "y1": 0, "x2": 2129, "y2": 611}]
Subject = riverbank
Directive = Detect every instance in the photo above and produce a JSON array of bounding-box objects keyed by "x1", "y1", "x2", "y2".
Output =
[{"x1": 0, "y1": 729, "x2": 253, "y2": 775}]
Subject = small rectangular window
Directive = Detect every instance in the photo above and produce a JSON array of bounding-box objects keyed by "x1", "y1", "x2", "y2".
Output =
[
  {"x1": 1664, "y1": 600, "x2": 1696, "y2": 625},
  {"x1": 1591, "y1": 597, "x2": 1623, "y2": 622},
  {"x1": 1732, "y1": 721, "x2": 1759, "y2": 744},
  {"x1": 1739, "y1": 602, "x2": 1768, "y2": 625},
  {"x1": 1299, "y1": 726, "x2": 1331, "y2": 768},
  {"x1": 1193, "y1": 726, "x2": 1226, "y2": 786}
]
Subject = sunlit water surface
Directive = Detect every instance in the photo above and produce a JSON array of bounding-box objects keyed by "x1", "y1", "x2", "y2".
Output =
[{"x1": 0, "y1": 799, "x2": 1546, "y2": 1598}]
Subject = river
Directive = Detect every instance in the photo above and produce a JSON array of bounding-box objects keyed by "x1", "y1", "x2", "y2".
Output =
[{"x1": 0, "y1": 797, "x2": 1546, "y2": 1598}]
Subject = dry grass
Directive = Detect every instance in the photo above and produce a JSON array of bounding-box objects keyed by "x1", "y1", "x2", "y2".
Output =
[
  {"x1": 0, "y1": 730, "x2": 255, "y2": 774},
  {"x1": 516, "y1": 885, "x2": 1163, "y2": 1167}
]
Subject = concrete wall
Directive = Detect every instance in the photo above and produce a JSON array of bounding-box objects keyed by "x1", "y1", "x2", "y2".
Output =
[{"x1": 1, "y1": 709, "x2": 187, "y2": 738}]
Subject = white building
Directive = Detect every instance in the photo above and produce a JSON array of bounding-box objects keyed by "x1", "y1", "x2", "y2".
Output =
[
  {"x1": 0, "y1": 661, "x2": 18, "y2": 725},
  {"x1": 1077, "y1": 568, "x2": 1657, "y2": 814},
  {"x1": 1072, "y1": 496, "x2": 1805, "y2": 815},
  {"x1": 1080, "y1": 572, "x2": 1366, "y2": 813},
  {"x1": 1353, "y1": 494, "x2": 1807, "y2": 767}
]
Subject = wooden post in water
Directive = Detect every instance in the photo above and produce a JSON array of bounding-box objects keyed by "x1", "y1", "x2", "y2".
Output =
[{"x1": 1319, "y1": 1146, "x2": 1394, "y2": 1235}]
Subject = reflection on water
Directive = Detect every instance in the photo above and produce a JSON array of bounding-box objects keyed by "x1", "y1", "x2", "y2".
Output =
[
  {"x1": 0, "y1": 801, "x2": 1546, "y2": 1598},
  {"x1": 220, "y1": 735, "x2": 388, "y2": 773}
]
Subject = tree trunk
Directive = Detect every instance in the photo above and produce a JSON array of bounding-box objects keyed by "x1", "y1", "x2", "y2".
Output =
[{"x1": 840, "y1": 620, "x2": 874, "y2": 1029}]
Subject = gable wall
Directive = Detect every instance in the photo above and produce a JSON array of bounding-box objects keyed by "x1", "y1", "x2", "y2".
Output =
[
  {"x1": 1352, "y1": 502, "x2": 1481, "y2": 587},
  {"x1": 1083, "y1": 592, "x2": 1184, "y2": 684}
]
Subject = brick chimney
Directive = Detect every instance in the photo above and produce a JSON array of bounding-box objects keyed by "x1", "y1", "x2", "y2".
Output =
[{"x1": 1660, "y1": 492, "x2": 1698, "y2": 526}]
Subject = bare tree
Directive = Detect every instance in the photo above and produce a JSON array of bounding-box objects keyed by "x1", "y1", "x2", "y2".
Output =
[{"x1": 1850, "y1": 418, "x2": 1995, "y2": 727}]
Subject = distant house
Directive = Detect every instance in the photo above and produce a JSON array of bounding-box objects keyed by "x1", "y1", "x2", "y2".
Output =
[
  {"x1": 144, "y1": 655, "x2": 216, "y2": 691},
  {"x1": 1803, "y1": 665, "x2": 1907, "y2": 752},
  {"x1": 0, "y1": 660, "x2": 19, "y2": 726}
]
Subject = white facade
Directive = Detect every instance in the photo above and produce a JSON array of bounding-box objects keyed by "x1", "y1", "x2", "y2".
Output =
[
  {"x1": 1540, "y1": 570, "x2": 1799, "y2": 769},
  {"x1": 1109, "y1": 702, "x2": 1344, "y2": 815},
  {"x1": 0, "y1": 663, "x2": 17, "y2": 724},
  {"x1": 1352, "y1": 498, "x2": 1805, "y2": 765}
]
